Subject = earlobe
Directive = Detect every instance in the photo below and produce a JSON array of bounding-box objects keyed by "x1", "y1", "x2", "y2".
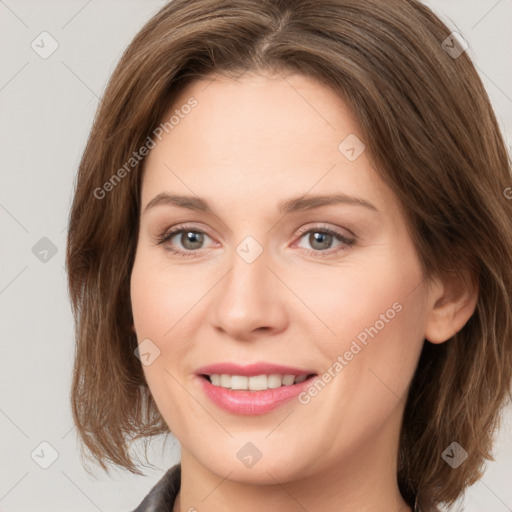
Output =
[{"x1": 424, "y1": 268, "x2": 479, "y2": 344}]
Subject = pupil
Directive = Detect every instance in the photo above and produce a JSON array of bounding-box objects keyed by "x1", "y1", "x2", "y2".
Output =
[
  {"x1": 310, "y1": 232, "x2": 332, "y2": 250},
  {"x1": 182, "y1": 231, "x2": 203, "y2": 250}
]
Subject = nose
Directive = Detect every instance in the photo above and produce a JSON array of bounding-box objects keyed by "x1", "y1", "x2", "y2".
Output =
[{"x1": 209, "y1": 243, "x2": 289, "y2": 341}]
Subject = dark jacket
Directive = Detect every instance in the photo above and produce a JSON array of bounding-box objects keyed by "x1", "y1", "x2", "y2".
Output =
[
  {"x1": 132, "y1": 464, "x2": 180, "y2": 512},
  {"x1": 131, "y1": 464, "x2": 440, "y2": 511}
]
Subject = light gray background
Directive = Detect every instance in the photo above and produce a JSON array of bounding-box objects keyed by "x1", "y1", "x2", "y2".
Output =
[{"x1": 1, "y1": 1, "x2": 511, "y2": 511}]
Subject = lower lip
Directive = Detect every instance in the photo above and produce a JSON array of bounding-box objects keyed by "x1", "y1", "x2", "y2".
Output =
[{"x1": 197, "y1": 375, "x2": 317, "y2": 415}]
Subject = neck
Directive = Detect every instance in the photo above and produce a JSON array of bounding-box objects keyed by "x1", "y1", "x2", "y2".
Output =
[{"x1": 174, "y1": 407, "x2": 412, "y2": 512}]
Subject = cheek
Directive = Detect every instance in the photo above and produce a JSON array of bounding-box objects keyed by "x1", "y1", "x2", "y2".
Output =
[
  {"x1": 130, "y1": 254, "x2": 180, "y2": 384},
  {"x1": 289, "y1": 247, "x2": 426, "y2": 393},
  {"x1": 287, "y1": 259, "x2": 427, "y2": 453},
  {"x1": 130, "y1": 250, "x2": 212, "y2": 339},
  {"x1": 129, "y1": 252, "x2": 214, "y2": 418},
  {"x1": 291, "y1": 252, "x2": 423, "y2": 345},
  {"x1": 130, "y1": 261, "x2": 185, "y2": 432},
  {"x1": 322, "y1": 255, "x2": 426, "y2": 402}
]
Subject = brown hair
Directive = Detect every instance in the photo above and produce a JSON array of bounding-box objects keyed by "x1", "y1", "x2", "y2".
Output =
[{"x1": 66, "y1": 0, "x2": 512, "y2": 507}]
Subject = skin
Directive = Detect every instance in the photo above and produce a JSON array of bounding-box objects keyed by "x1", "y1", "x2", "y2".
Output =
[{"x1": 130, "y1": 70, "x2": 478, "y2": 512}]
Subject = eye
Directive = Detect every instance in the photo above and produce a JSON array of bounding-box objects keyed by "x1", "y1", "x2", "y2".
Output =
[
  {"x1": 155, "y1": 223, "x2": 355, "y2": 258},
  {"x1": 173, "y1": 230, "x2": 207, "y2": 250},
  {"x1": 156, "y1": 224, "x2": 215, "y2": 256},
  {"x1": 295, "y1": 226, "x2": 355, "y2": 254}
]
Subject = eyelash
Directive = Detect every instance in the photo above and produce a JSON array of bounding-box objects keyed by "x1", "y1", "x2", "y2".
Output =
[{"x1": 155, "y1": 223, "x2": 356, "y2": 258}]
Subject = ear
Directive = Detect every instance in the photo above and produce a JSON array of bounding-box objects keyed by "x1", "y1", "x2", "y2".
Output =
[{"x1": 424, "y1": 268, "x2": 479, "y2": 344}]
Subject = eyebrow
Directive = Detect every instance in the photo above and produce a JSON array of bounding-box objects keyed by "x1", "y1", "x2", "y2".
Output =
[
  {"x1": 143, "y1": 192, "x2": 379, "y2": 215},
  {"x1": 143, "y1": 193, "x2": 214, "y2": 214},
  {"x1": 278, "y1": 194, "x2": 379, "y2": 215}
]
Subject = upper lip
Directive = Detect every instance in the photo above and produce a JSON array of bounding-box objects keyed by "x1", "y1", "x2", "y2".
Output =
[{"x1": 196, "y1": 362, "x2": 317, "y2": 377}]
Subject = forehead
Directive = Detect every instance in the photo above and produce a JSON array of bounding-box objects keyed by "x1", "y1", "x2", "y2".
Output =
[
  {"x1": 141, "y1": 71, "x2": 393, "y2": 217},
  {"x1": 166, "y1": 70, "x2": 357, "y2": 152}
]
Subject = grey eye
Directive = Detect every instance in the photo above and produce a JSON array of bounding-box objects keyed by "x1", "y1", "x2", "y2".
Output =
[
  {"x1": 297, "y1": 230, "x2": 343, "y2": 251},
  {"x1": 176, "y1": 231, "x2": 206, "y2": 250},
  {"x1": 308, "y1": 231, "x2": 334, "y2": 250}
]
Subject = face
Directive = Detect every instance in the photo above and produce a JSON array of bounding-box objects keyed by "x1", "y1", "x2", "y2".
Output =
[{"x1": 130, "y1": 70, "x2": 431, "y2": 484}]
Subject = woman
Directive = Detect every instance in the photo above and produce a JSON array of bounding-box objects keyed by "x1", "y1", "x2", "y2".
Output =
[{"x1": 66, "y1": 0, "x2": 512, "y2": 510}]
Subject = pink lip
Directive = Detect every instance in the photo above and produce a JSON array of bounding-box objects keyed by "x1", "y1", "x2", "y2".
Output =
[
  {"x1": 195, "y1": 362, "x2": 317, "y2": 415},
  {"x1": 196, "y1": 362, "x2": 315, "y2": 377}
]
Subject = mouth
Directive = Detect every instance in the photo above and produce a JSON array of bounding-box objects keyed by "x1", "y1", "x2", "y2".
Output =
[
  {"x1": 201, "y1": 373, "x2": 316, "y2": 390},
  {"x1": 195, "y1": 363, "x2": 318, "y2": 415}
]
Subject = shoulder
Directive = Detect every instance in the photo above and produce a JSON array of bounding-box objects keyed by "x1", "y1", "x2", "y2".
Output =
[{"x1": 131, "y1": 464, "x2": 181, "y2": 512}]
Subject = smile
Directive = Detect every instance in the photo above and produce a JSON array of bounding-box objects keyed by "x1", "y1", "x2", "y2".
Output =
[
  {"x1": 195, "y1": 363, "x2": 318, "y2": 415},
  {"x1": 204, "y1": 373, "x2": 311, "y2": 390}
]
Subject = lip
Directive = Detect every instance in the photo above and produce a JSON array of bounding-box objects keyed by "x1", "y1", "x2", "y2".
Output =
[
  {"x1": 196, "y1": 362, "x2": 316, "y2": 377},
  {"x1": 195, "y1": 362, "x2": 318, "y2": 415}
]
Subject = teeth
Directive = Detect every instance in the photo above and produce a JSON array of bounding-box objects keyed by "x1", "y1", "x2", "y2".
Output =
[
  {"x1": 282, "y1": 375, "x2": 295, "y2": 385},
  {"x1": 208, "y1": 373, "x2": 309, "y2": 390},
  {"x1": 220, "y1": 374, "x2": 231, "y2": 387},
  {"x1": 231, "y1": 375, "x2": 248, "y2": 390},
  {"x1": 249, "y1": 375, "x2": 267, "y2": 391},
  {"x1": 267, "y1": 374, "x2": 282, "y2": 389}
]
